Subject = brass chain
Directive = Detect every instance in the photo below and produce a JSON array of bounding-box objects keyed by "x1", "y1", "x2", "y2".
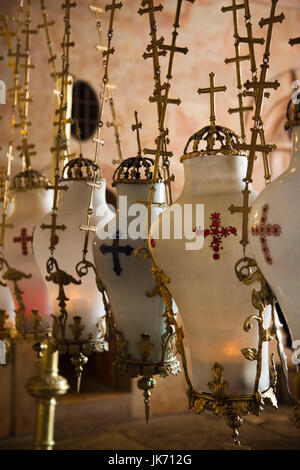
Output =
[
  {"x1": 0, "y1": 5, "x2": 24, "y2": 249},
  {"x1": 78, "y1": 0, "x2": 122, "y2": 263},
  {"x1": 17, "y1": 0, "x2": 37, "y2": 171},
  {"x1": 89, "y1": 1, "x2": 124, "y2": 165}
]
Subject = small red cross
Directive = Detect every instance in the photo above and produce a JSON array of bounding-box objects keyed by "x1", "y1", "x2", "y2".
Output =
[
  {"x1": 13, "y1": 228, "x2": 33, "y2": 256},
  {"x1": 251, "y1": 204, "x2": 281, "y2": 265},
  {"x1": 199, "y1": 212, "x2": 237, "y2": 260}
]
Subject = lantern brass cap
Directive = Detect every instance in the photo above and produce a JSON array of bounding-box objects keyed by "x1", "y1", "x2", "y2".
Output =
[
  {"x1": 112, "y1": 156, "x2": 163, "y2": 186},
  {"x1": 11, "y1": 169, "x2": 48, "y2": 192},
  {"x1": 180, "y1": 125, "x2": 244, "y2": 162},
  {"x1": 61, "y1": 156, "x2": 101, "y2": 182}
]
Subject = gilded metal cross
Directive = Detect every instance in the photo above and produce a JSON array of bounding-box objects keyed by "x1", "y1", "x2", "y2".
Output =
[
  {"x1": 259, "y1": 1, "x2": 285, "y2": 59},
  {"x1": 221, "y1": 1, "x2": 244, "y2": 14},
  {"x1": 40, "y1": 213, "x2": 66, "y2": 252},
  {"x1": 131, "y1": 111, "x2": 142, "y2": 157},
  {"x1": 228, "y1": 182, "x2": 251, "y2": 249},
  {"x1": 197, "y1": 73, "x2": 227, "y2": 127},
  {"x1": 138, "y1": 1, "x2": 163, "y2": 16}
]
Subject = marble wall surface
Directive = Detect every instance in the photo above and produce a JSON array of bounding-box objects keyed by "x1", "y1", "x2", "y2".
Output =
[{"x1": 0, "y1": 0, "x2": 299, "y2": 439}]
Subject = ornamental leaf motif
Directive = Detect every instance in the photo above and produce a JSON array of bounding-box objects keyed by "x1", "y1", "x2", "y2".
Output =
[
  {"x1": 137, "y1": 334, "x2": 155, "y2": 362},
  {"x1": 114, "y1": 329, "x2": 128, "y2": 360},
  {"x1": 207, "y1": 362, "x2": 229, "y2": 396},
  {"x1": 241, "y1": 347, "x2": 259, "y2": 361},
  {"x1": 194, "y1": 398, "x2": 207, "y2": 415},
  {"x1": 69, "y1": 316, "x2": 85, "y2": 341}
]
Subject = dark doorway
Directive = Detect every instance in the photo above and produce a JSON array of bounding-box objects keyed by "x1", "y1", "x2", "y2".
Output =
[{"x1": 71, "y1": 80, "x2": 99, "y2": 141}]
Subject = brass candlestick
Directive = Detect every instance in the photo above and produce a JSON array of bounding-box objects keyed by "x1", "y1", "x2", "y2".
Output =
[{"x1": 26, "y1": 338, "x2": 69, "y2": 450}]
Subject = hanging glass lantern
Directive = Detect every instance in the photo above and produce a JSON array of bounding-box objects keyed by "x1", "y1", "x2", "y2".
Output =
[
  {"x1": 0, "y1": 169, "x2": 15, "y2": 345},
  {"x1": 93, "y1": 153, "x2": 181, "y2": 421},
  {"x1": 149, "y1": 76, "x2": 277, "y2": 443},
  {"x1": 4, "y1": 170, "x2": 53, "y2": 337},
  {"x1": 0, "y1": 262, "x2": 16, "y2": 360},
  {"x1": 33, "y1": 156, "x2": 110, "y2": 389},
  {"x1": 249, "y1": 100, "x2": 300, "y2": 428}
]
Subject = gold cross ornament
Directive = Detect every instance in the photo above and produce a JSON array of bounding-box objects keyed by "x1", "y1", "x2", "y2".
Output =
[{"x1": 197, "y1": 72, "x2": 227, "y2": 127}]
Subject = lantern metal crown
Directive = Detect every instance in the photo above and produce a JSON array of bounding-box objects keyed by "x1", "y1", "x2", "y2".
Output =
[
  {"x1": 112, "y1": 111, "x2": 163, "y2": 186},
  {"x1": 10, "y1": 169, "x2": 48, "y2": 192},
  {"x1": 62, "y1": 156, "x2": 100, "y2": 182},
  {"x1": 112, "y1": 156, "x2": 163, "y2": 186}
]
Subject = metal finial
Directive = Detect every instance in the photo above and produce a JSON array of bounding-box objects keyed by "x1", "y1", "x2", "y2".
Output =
[
  {"x1": 137, "y1": 376, "x2": 156, "y2": 424},
  {"x1": 70, "y1": 353, "x2": 88, "y2": 393}
]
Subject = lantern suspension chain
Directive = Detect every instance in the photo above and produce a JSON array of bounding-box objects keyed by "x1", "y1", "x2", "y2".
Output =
[
  {"x1": 242, "y1": 0, "x2": 276, "y2": 185},
  {"x1": 0, "y1": 6, "x2": 25, "y2": 250},
  {"x1": 0, "y1": 12, "x2": 23, "y2": 129},
  {"x1": 138, "y1": 0, "x2": 178, "y2": 206},
  {"x1": 79, "y1": 0, "x2": 122, "y2": 263},
  {"x1": 240, "y1": 0, "x2": 264, "y2": 81},
  {"x1": 38, "y1": 0, "x2": 74, "y2": 168},
  {"x1": 5, "y1": 1, "x2": 26, "y2": 130},
  {"x1": 139, "y1": 0, "x2": 194, "y2": 240},
  {"x1": 41, "y1": 0, "x2": 76, "y2": 257},
  {"x1": 224, "y1": 0, "x2": 272, "y2": 185},
  {"x1": 222, "y1": 0, "x2": 253, "y2": 143},
  {"x1": 17, "y1": 0, "x2": 37, "y2": 171},
  {"x1": 229, "y1": 0, "x2": 284, "y2": 252},
  {"x1": 38, "y1": 0, "x2": 58, "y2": 89},
  {"x1": 138, "y1": 0, "x2": 165, "y2": 125},
  {"x1": 89, "y1": 0, "x2": 124, "y2": 165}
]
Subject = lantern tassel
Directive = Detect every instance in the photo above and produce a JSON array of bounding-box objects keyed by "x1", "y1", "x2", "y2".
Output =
[
  {"x1": 70, "y1": 352, "x2": 88, "y2": 393},
  {"x1": 137, "y1": 376, "x2": 156, "y2": 424}
]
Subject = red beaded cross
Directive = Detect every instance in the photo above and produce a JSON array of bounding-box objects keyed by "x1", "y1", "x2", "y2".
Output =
[
  {"x1": 202, "y1": 212, "x2": 237, "y2": 260},
  {"x1": 13, "y1": 228, "x2": 33, "y2": 256},
  {"x1": 251, "y1": 204, "x2": 281, "y2": 265}
]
